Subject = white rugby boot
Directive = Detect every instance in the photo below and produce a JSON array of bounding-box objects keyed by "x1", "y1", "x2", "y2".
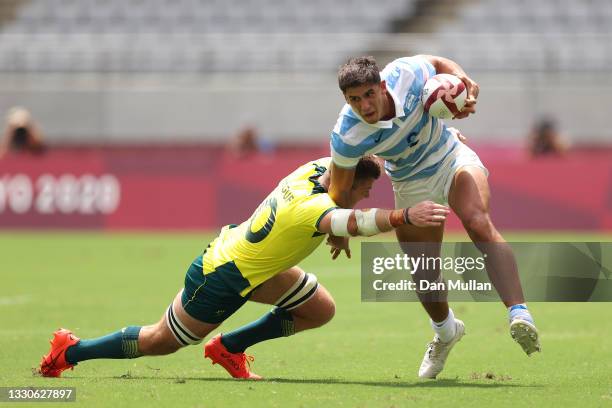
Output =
[
  {"x1": 510, "y1": 318, "x2": 541, "y2": 356},
  {"x1": 418, "y1": 319, "x2": 465, "y2": 379}
]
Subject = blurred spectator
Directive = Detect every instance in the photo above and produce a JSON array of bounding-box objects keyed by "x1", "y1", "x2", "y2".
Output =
[
  {"x1": 528, "y1": 117, "x2": 569, "y2": 158},
  {"x1": 227, "y1": 125, "x2": 275, "y2": 158},
  {"x1": 0, "y1": 107, "x2": 46, "y2": 159}
]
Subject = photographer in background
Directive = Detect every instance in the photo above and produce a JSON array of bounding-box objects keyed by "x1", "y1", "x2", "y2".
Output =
[
  {"x1": 0, "y1": 107, "x2": 46, "y2": 159},
  {"x1": 528, "y1": 117, "x2": 569, "y2": 158}
]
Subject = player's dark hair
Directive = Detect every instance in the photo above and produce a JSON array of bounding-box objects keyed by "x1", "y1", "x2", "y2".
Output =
[
  {"x1": 338, "y1": 56, "x2": 381, "y2": 93},
  {"x1": 354, "y1": 155, "x2": 381, "y2": 183}
]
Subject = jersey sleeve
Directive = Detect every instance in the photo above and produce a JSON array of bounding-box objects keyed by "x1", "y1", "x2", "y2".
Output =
[
  {"x1": 393, "y1": 56, "x2": 436, "y2": 92},
  {"x1": 330, "y1": 133, "x2": 361, "y2": 168},
  {"x1": 330, "y1": 111, "x2": 371, "y2": 168},
  {"x1": 294, "y1": 193, "x2": 339, "y2": 231}
]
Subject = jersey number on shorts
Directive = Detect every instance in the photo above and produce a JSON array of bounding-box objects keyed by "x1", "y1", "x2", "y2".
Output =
[{"x1": 245, "y1": 197, "x2": 278, "y2": 243}]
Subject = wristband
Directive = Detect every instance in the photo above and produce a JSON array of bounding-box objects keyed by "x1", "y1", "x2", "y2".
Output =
[
  {"x1": 403, "y1": 207, "x2": 412, "y2": 225},
  {"x1": 389, "y1": 208, "x2": 411, "y2": 227}
]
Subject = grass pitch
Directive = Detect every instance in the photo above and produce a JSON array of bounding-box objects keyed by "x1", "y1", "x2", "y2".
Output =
[{"x1": 1, "y1": 232, "x2": 611, "y2": 407}]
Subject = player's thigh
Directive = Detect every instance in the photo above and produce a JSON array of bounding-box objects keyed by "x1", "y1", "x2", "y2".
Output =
[
  {"x1": 180, "y1": 257, "x2": 251, "y2": 326},
  {"x1": 393, "y1": 176, "x2": 446, "y2": 245},
  {"x1": 395, "y1": 222, "x2": 445, "y2": 244},
  {"x1": 249, "y1": 266, "x2": 305, "y2": 305},
  {"x1": 448, "y1": 165, "x2": 491, "y2": 220},
  {"x1": 162, "y1": 256, "x2": 252, "y2": 347},
  {"x1": 395, "y1": 224, "x2": 445, "y2": 286},
  {"x1": 170, "y1": 289, "x2": 220, "y2": 339},
  {"x1": 394, "y1": 177, "x2": 445, "y2": 275}
]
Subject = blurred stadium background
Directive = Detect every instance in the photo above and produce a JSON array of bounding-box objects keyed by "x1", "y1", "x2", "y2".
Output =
[{"x1": 0, "y1": 0, "x2": 610, "y2": 232}]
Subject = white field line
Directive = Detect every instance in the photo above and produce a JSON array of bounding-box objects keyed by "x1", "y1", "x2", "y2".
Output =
[{"x1": 0, "y1": 295, "x2": 32, "y2": 306}]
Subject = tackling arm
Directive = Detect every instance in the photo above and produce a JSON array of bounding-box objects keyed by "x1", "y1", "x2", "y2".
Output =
[{"x1": 318, "y1": 200, "x2": 450, "y2": 237}]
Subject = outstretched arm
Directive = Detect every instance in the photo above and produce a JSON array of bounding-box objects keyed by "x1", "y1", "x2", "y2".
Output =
[
  {"x1": 318, "y1": 200, "x2": 450, "y2": 237},
  {"x1": 416, "y1": 54, "x2": 479, "y2": 119},
  {"x1": 326, "y1": 162, "x2": 357, "y2": 259}
]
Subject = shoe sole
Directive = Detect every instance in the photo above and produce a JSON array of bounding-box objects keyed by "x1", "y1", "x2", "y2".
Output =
[{"x1": 510, "y1": 319, "x2": 541, "y2": 356}]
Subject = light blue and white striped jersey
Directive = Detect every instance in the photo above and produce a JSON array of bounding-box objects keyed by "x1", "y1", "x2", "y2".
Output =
[{"x1": 330, "y1": 56, "x2": 459, "y2": 182}]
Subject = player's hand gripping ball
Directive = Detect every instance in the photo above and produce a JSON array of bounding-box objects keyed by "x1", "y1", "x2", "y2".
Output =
[{"x1": 422, "y1": 74, "x2": 467, "y2": 119}]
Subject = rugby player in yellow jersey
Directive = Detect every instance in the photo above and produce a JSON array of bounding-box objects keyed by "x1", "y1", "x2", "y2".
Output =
[{"x1": 39, "y1": 156, "x2": 449, "y2": 380}]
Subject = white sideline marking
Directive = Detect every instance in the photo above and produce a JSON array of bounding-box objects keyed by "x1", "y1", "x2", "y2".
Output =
[{"x1": 0, "y1": 295, "x2": 32, "y2": 306}]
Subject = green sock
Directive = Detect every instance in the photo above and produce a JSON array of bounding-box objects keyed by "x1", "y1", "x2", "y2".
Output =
[
  {"x1": 221, "y1": 308, "x2": 294, "y2": 353},
  {"x1": 65, "y1": 326, "x2": 142, "y2": 364}
]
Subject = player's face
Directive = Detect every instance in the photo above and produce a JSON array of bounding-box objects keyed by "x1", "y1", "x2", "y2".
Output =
[
  {"x1": 349, "y1": 177, "x2": 375, "y2": 207},
  {"x1": 344, "y1": 82, "x2": 387, "y2": 124}
]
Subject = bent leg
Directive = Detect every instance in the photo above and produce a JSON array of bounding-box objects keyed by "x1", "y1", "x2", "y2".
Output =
[
  {"x1": 448, "y1": 166, "x2": 525, "y2": 307},
  {"x1": 219, "y1": 266, "x2": 335, "y2": 353},
  {"x1": 449, "y1": 166, "x2": 540, "y2": 355}
]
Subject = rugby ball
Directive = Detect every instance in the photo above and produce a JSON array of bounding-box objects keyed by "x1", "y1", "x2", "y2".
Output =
[{"x1": 422, "y1": 74, "x2": 467, "y2": 119}]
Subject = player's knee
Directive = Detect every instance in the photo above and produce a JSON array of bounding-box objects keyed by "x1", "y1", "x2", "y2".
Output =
[
  {"x1": 462, "y1": 211, "x2": 495, "y2": 241},
  {"x1": 309, "y1": 292, "x2": 336, "y2": 328},
  {"x1": 320, "y1": 299, "x2": 336, "y2": 326},
  {"x1": 289, "y1": 288, "x2": 336, "y2": 329}
]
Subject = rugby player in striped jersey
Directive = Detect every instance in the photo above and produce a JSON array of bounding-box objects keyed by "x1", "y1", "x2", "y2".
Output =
[{"x1": 328, "y1": 55, "x2": 540, "y2": 379}]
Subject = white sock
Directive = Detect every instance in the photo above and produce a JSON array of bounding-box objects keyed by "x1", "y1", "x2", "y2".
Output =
[
  {"x1": 508, "y1": 303, "x2": 534, "y2": 323},
  {"x1": 431, "y1": 308, "x2": 456, "y2": 343}
]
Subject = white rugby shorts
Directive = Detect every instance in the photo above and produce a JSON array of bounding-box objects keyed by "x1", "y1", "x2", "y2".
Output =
[{"x1": 393, "y1": 142, "x2": 488, "y2": 208}]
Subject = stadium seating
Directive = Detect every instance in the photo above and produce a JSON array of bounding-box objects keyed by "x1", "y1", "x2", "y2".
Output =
[
  {"x1": 0, "y1": 0, "x2": 610, "y2": 74},
  {"x1": 0, "y1": 0, "x2": 417, "y2": 73},
  {"x1": 422, "y1": 0, "x2": 612, "y2": 72},
  {"x1": 1, "y1": 0, "x2": 611, "y2": 144}
]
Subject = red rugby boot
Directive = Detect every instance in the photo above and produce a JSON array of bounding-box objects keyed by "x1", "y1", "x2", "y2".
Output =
[
  {"x1": 204, "y1": 334, "x2": 262, "y2": 380},
  {"x1": 39, "y1": 328, "x2": 80, "y2": 377}
]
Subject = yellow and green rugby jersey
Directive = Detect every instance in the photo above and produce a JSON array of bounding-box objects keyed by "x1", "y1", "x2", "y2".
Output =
[{"x1": 202, "y1": 157, "x2": 337, "y2": 297}]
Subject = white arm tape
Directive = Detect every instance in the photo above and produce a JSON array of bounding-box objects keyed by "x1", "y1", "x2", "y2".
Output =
[
  {"x1": 355, "y1": 209, "x2": 380, "y2": 237},
  {"x1": 330, "y1": 208, "x2": 352, "y2": 237}
]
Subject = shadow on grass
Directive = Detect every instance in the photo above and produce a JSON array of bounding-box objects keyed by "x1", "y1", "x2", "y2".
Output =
[
  {"x1": 194, "y1": 377, "x2": 534, "y2": 389},
  {"x1": 63, "y1": 375, "x2": 536, "y2": 389}
]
